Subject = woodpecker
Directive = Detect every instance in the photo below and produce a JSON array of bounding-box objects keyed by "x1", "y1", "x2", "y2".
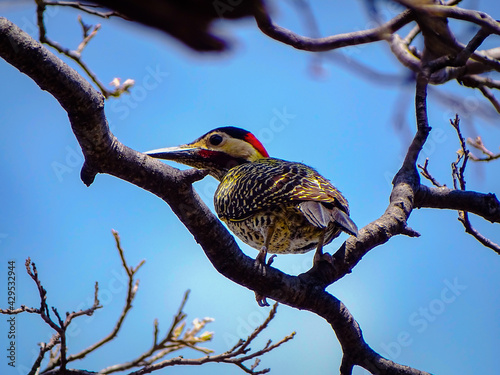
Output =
[{"x1": 146, "y1": 126, "x2": 357, "y2": 265}]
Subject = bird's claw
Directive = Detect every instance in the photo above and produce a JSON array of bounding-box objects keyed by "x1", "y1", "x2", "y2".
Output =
[
  {"x1": 255, "y1": 292, "x2": 270, "y2": 307},
  {"x1": 255, "y1": 246, "x2": 268, "y2": 267},
  {"x1": 253, "y1": 247, "x2": 275, "y2": 307}
]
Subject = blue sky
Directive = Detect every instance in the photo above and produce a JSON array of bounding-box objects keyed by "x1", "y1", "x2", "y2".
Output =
[{"x1": 1, "y1": 1, "x2": 499, "y2": 374}]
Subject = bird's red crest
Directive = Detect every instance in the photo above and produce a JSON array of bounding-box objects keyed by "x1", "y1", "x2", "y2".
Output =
[{"x1": 244, "y1": 133, "x2": 269, "y2": 158}]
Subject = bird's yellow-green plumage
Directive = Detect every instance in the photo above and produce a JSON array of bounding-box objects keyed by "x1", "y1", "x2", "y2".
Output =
[{"x1": 145, "y1": 126, "x2": 357, "y2": 256}]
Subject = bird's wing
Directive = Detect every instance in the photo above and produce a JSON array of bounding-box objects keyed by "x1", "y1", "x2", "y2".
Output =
[
  {"x1": 288, "y1": 170, "x2": 349, "y2": 210},
  {"x1": 215, "y1": 159, "x2": 350, "y2": 222}
]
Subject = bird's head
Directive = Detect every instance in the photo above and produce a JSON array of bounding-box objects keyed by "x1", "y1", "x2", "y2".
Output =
[{"x1": 145, "y1": 126, "x2": 269, "y2": 180}]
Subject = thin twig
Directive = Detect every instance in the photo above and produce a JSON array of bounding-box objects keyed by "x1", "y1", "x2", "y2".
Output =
[
  {"x1": 98, "y1": 290, "x2": 215, "y2": 374},
  {"x1": 28, "y1": 335, "x2": 60, "y2": 375},
  {"x1": 35, "y1": 0, "x2": 133, "y2": 98},
  {"x1": 44, "y1": 1, "x2": 123, "y2": 19},
  {"x1": 43, "y1": 231, "x2": 144, "y2": 371},
  {"x1": 459, "y1": 211, "x2": 500, "y2": 254},
  {"x1": 450, "y1": 116, "x2": 500, "y2": 254},
  {"x1": 467, "y1": 136, "x2": 500, "y2": 162},
  {"x1": 478, "y1": 86, "x2": 500, "y2": 114},
  {"x1": 127, "y1": 303, "x2": 294, "y2": 375},
  {"x1": 418, "y1": 158, "x2": 445, "y2": 187}
]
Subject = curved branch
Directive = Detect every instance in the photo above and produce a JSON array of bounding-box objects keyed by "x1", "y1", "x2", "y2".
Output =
[
  {"x1": 0, "y1": 17, "x2": 431, "y2": 374},
  {"x1": 0, "y1": 15, "x2": 493, "y2": 375},
  {"x1": 422, "y1": 5, "x2": 500, "y2": 35},
  {"x1": 303, "y1": 75, "x2": 429, "y2": 286},
  {"x1": 254, "y1": 6, "x2": 414, "y2": 52}
]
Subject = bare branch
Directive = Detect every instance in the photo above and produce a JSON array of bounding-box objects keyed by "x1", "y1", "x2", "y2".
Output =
[
  {"x1": 126, "y1": 303, "x2": 295, "y2": 375},
  {"x1": 97, "y1": 289, "x2": 217, "y2": 374},
  {"x1": 415, "y1": 186, "x2": 500, "y2": 223},
  {"x1": 44, "y1": 231, "x2": 144, "y2": 371},
  {"x1": 0, "y1": 257, "x2": 103, "y2": 374},
  {"x1": 35, "y1": 0, "x2": 133, "y2": 98},
  {"x1": 75, "y1": 17, "x2": 101, "y2": 55},
  {"x1": 28, "y1": 336, "x2": 60, "y2": 375},
  {"x1": 254, "y1": 5, "x2": 414, "y2": 52},
  {"x1": 2, "y1": 7, "x2": 498, "y2": 374},
  {"x1": 418, "y1": 158, "x2": 444, "y2": 187},
  {"x1": 450, "y1": 115, "x2": 468, "y2": 190},
  {"x1": 459, "y1": 211, "x2": 500, "y2": 254},
  {"x1": 420, "y1": 4, "x2": 500, "y2": 36},
  {"x1": 44, "y1": 1, "x2": 123, "y2": 19},
  {"x1": 448, "y1": 116, "x2": 500, "y2": 253},
  {"x1": 477, "y1": 86, "x2": 500, "y2": 114},
  {"x1": 467, "y1": 136, "x2": 500, "y2": 161}
]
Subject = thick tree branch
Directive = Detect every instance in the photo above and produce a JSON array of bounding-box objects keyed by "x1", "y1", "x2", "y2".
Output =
[
  {"x1": 1, "y1": 14, "x2": 495, "y2": 375},
  {"x1": 0, "y1": 17, "x2": 431, "y2": 374},
  {"x1": 415, "y1": 185, "x2": 500, "y2": 223},
  {"x1": 304, "y1": 75, "x2": 429, "y2": 286}
]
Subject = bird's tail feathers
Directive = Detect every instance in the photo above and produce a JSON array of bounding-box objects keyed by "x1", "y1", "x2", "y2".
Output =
[
  {"x1": 330, "y1": 207, "x2": 358, "y2": 236},
  {"x1": 299, "y1": 201, "x2": 358, "y2": 236}
]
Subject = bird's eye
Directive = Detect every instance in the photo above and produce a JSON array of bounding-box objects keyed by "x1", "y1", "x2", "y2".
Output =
[{"x1": 209, "y1": 134, "x2": 223, "y2": 146}]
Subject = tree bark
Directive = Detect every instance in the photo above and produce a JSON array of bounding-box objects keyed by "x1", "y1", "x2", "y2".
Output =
[{"x1": 1, "y1": 15, "x2": 498, "y2": 374}]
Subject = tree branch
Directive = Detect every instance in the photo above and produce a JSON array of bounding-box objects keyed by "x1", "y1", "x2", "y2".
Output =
[
  {"x1": 418, "y1": 158, "x2": 444, "y2": 187},
  {"x1": 467, "y1": 136, "x2": 500, "y2": 161},
  {"x1": 415, "y1": 186, "x2": 500, "y2": 222},
  {"x1": 43, "y1": 231, "x2": 145, "y2": 372},
  {"x1": 1, "y1": 12, "x2": 496, "y2": 375},
  {"x1": 126, "y1": 303, "x2": 294, "y2": 375},
  {"x1": 254, "y1": 4, "x2": 414, "y2": 52}
]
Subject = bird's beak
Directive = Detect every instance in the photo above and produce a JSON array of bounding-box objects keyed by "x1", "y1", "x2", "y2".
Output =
[
  {"x1": 144, "y1": 144, "x2": 215, "y2": 172},
  {"x1": 145, "y1": 142, "x2": 245, "y2": 181},
  {"x1": 144, "y1": 145, "x2": 199, "y2": 161}
]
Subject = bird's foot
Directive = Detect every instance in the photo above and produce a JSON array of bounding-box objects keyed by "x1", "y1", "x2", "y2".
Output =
[
  {"x1": 255, "y1": 246, "x2": 268, "y2": 267},
  {"x1": 255, "y1": 292, "x2": 270, "y2": 307},
  {"x1": 253, "y1": 248, "x2": 276, "y2": 307}
]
